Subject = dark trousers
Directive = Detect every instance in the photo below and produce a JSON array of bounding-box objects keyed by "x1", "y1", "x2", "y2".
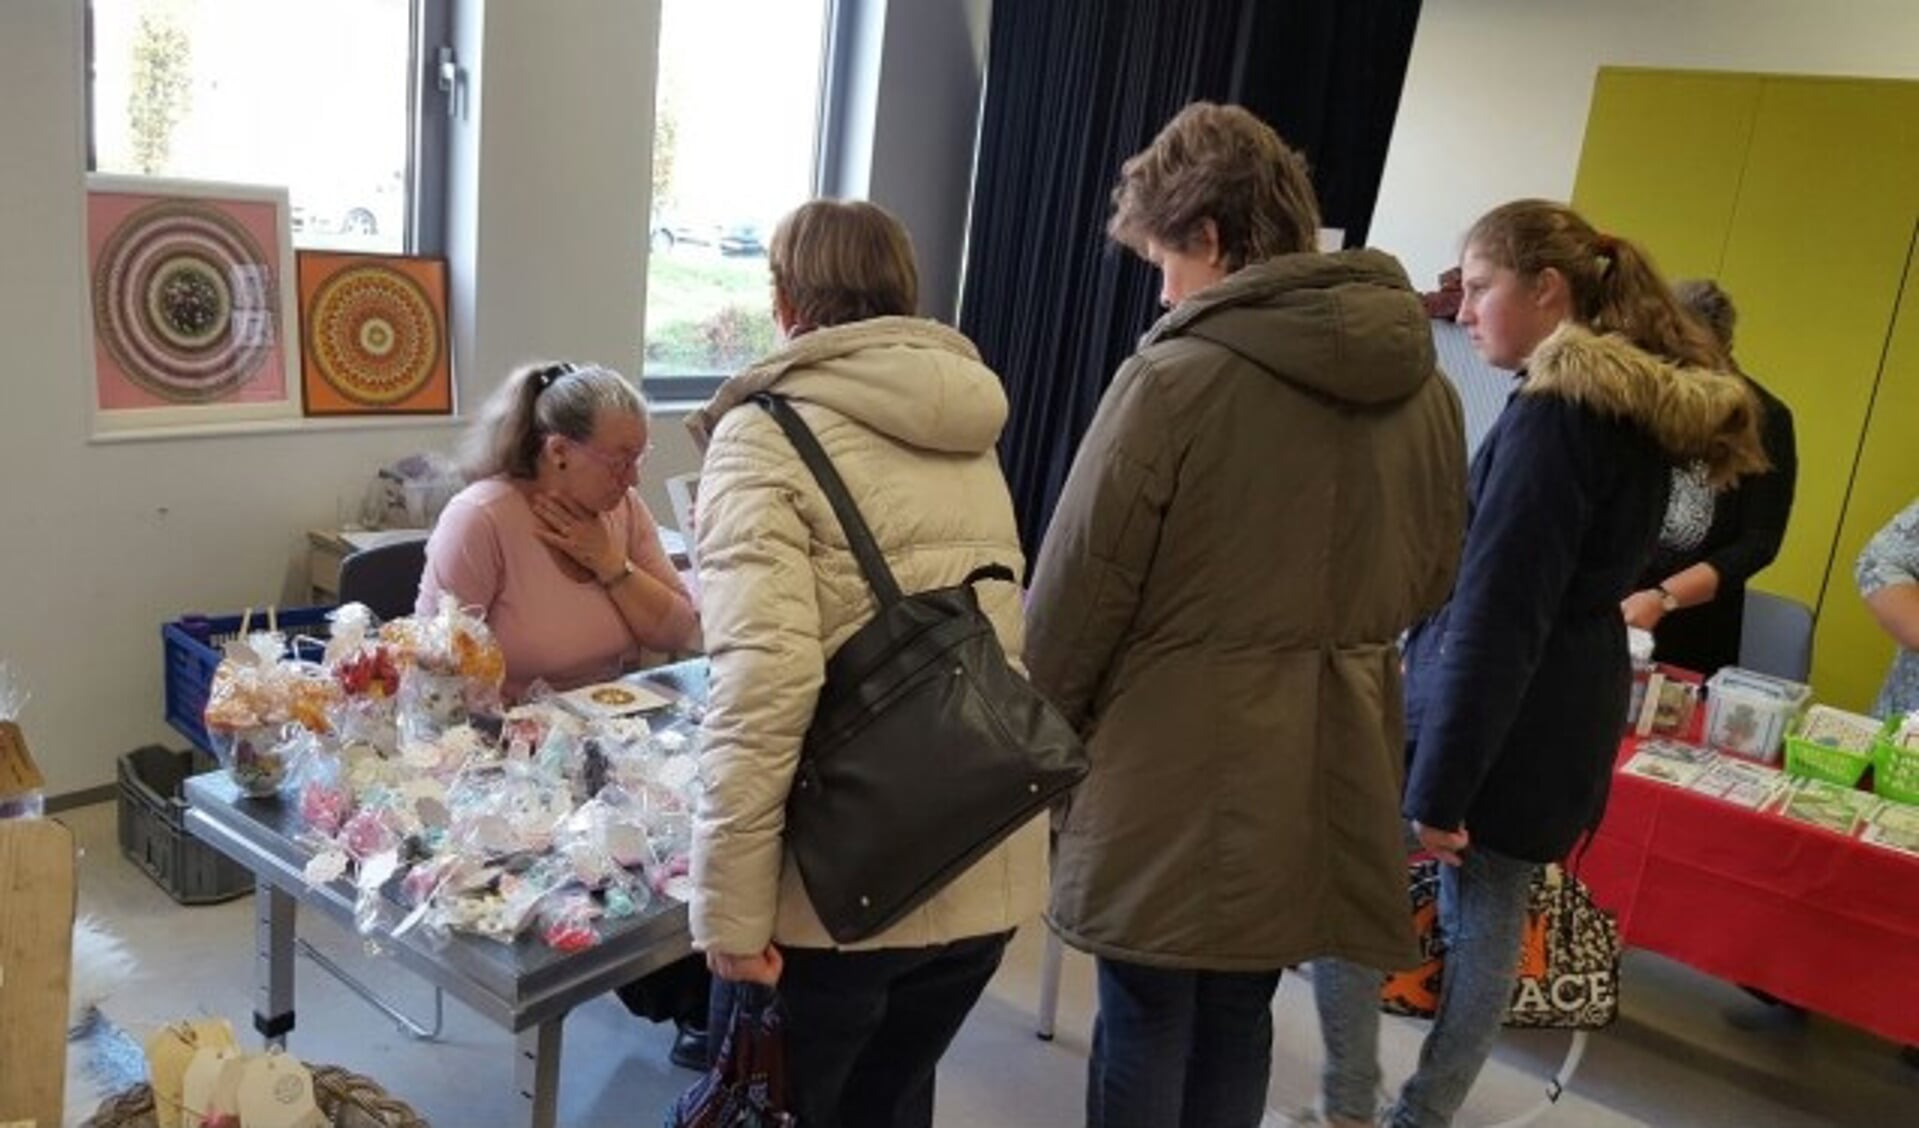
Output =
[
  {"x1": 775, "y1": 931, "x2": 1011, "y2": 1128},
  {"x1": 1088, "y1": 957, "x2": 1285, "y2": 1128}
]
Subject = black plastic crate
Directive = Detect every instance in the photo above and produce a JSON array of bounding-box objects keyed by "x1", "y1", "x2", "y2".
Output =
[
  {"x1": 117, "y1": 744, "x2": 252, "y2": 905},
  {"x1": 162, "y1": 607, "x2": 334, "y2": 754}
]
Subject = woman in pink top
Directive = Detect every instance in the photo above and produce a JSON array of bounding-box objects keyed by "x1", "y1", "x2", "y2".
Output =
[{"x1": 419, "y1": 360, "x2": 699, "y2": 701}]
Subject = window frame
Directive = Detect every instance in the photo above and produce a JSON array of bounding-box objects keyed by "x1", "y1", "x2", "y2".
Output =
[
  {"x1": 82, "y1": 0, "x2": 456, "y2": 258},
  {"x1": 637, "y1": 0, "x2": 840, "y2": 405}
]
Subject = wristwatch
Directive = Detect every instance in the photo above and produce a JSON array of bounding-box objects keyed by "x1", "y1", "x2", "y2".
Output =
[
  {"x1": 1655, "y1": 584, "x2": 1680, "y2": 613},
  {"x1": 601, "y1": 558, "x2": 637, "y2": 588}
]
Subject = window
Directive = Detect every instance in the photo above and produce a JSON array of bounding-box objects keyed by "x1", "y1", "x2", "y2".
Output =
[
  {"x1": 86, "y1": 0, "x2": 451, "y2": 255},
  {"x1": 642, "y1": 0, "x2": 832, "y2": 399}
]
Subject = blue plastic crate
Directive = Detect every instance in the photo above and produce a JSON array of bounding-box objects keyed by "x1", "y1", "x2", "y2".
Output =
[{"x1": 162, "y1": 607, "x2": 335, "y2": 754}]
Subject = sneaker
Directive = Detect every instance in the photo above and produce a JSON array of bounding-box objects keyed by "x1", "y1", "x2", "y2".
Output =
[{"x1": 668, "y1": 1019, "x2": 709, "y2": 1071}]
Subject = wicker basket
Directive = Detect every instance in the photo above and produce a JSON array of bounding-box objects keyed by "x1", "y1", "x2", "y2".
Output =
[{"x1": 83, "y1": 1063, "x2": 430, "y2": 1128}]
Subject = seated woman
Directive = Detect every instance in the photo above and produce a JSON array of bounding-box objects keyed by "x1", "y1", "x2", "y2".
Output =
[
  {"x1": 420, "y1": 360, "x2": 708, "y2": 1068},
  {"x1": 419, "y1": 361, "x2": 698, "y2": 699}
]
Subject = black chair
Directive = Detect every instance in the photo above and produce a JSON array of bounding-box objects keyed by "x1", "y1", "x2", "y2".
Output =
[{"x1": 337, "y1": 537, "x2": 428, "y2": 621}]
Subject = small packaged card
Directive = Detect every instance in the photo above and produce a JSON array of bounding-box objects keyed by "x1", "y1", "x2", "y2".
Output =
[
  {"x1": 1776, "y1": 777, "x2": 1881, "y2": 836},
  {"x1": 557, "y1": 680, "x2": 674, "y2": 719},
  {"x1": 1796, "y1": 705, "x2": 1883, "y2": 752},
  {"x1": 1687, "y1": 757, "x2": 1786, "y2": 810},
  {"x1": 1862, "y1": 802, "x2": 1919, "y2": 857}
]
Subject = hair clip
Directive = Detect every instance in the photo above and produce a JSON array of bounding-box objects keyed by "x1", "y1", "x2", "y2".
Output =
[{"x1": 534, "y1": 362, "x2": 578, "y2": 393}]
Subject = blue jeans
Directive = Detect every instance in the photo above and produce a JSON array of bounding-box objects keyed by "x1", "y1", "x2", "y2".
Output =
[
  {"x1": 1314, "y1": 845, "x2": 1538, "y2": 1128},
  {"x1": 1087, "y1": 957, "x2": 1284, "y2": 1128}
]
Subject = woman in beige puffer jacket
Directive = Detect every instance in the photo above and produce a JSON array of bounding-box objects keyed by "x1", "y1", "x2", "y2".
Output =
[{"x1": 685, "y1": 200, "x2": 1044, "y2": 1128}]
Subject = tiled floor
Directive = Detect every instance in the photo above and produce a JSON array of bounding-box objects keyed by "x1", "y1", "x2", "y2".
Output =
[{"x1": 59, "y1": 800, "x2": 1917, "y2": 1126}]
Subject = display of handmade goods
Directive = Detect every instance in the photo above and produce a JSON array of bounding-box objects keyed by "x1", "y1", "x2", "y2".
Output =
[
  {"x1": 198, "y1": 599, "x2": 701, "y2": 955},
  {"x1": 1619, "y1": 661, "x2": 1919, "y2": 857}
]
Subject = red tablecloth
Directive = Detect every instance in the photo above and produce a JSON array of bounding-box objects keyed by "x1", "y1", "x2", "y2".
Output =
[{"x1": 1583, "y1": 741, "x2": 1919, "y2": 1045}]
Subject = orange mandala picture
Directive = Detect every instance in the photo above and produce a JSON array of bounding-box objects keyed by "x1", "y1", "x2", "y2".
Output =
[{"x1": 298, "y1": 252, "x2": 452, "y2": 415}]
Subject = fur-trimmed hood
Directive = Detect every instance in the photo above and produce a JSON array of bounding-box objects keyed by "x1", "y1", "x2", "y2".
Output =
[{"x1": 1524, "y1": 324, "x2": 1769, "y2": 486}]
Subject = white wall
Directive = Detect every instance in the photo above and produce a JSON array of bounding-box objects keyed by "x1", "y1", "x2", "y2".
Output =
[
  {"x1": 0, "y1": 0, "x2": 659, "y2": 795},
  {"x1": 1370, "y1": 0, "x2": 1919, "y2": 286}
]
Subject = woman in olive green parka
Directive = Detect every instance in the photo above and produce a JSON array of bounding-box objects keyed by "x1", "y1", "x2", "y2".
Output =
[{"x1": 1024, "y1": 103, "x2": 1467, "y2": 1127}]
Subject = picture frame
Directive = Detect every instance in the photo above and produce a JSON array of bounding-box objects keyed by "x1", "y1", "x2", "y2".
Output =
[
  {"x1": 297, "y1": 251, "x2": 454, "y2": 417},
  {"x1": 85, "y1": 174, "x2": 301, "y2": 438}
]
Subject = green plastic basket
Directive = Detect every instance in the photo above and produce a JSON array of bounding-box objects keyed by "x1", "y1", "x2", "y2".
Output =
[
  {"x1": 1872, "y1": 734, "x2": 1919, "y2": 805},
  {"x1": 1783, "y1": 732, "x2": 1873, "y2": 787}
]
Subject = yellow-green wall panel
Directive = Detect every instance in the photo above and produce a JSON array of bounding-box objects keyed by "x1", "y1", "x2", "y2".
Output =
[
  {"x1": 1717, "y1": 77, "x2": 1919, "y2": 637},
  {"x1": 1572, "y1": 68, "x2": 1761, "y2": 280},
  {"x1": 1813, "y1": 228, "x2": 1919, "y2": 712}
]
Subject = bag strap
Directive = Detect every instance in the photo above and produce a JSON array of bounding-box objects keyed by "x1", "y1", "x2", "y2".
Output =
[{"x1": 754, "y1": 393, "x2": 904, "y2": 606}]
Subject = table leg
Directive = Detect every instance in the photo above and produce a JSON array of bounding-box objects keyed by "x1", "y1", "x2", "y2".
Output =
[
  {"x1": 253, "y1": 879, "x2": 297, "y2": 1046},
  {"x1": 516, "y1": 1018, "x2": 565, "y2": 1128}
]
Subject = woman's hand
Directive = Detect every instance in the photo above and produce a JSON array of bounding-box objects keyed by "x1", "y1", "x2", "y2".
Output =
[
  {"x1": 530, "y1": 492, "x2": 624, "y2": 583},
  {"x1": 1414, "y1": 820, "x2": 1470, "y2": 866},
  {"x1": 1621, "y1": 589, "x2": 1667, "y2": 630},
  {"x1": 707, "y1": 944, "x2": 783, "y2": 985}
]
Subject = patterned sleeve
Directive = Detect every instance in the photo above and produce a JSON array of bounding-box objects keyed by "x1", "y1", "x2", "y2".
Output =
[{"x1": 1856, "y1": 498, "x2": 1919, "y2": 597}]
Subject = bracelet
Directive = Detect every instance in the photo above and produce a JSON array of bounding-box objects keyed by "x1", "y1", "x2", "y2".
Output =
[{"x1": 601, "y1": 558, "x2": 637, "y2": 588}]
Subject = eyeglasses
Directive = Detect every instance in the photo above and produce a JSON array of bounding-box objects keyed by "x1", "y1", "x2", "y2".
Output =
[{"x1": 573, "y1": 440, "x2": 652, "y2": 479}]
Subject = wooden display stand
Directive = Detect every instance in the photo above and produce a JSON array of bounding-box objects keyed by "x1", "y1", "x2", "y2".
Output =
[{"x1": 0, "y1": 818, "x2": 77, "y2": 1128}]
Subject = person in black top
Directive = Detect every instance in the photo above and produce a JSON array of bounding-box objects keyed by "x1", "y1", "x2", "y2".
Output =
[
  {"x1": 1304, "y1": 202, "x2": 1769, "y2": 1128},
  {"x1": 1622, "y1": 279, "x2": 1798, "y2": 675}
]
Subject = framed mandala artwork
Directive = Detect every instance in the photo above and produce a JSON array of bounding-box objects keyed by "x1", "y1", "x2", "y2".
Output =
[
  {"x1": 85, "y1": 176, "x2": 301, "y2": 436},
  {"x1": 297, "y1": 251, "x2": 453, "y2": 416}
]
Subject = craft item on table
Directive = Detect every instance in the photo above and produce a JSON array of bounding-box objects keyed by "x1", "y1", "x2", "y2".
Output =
[
  {"x1": 1861, "y1": 802, "x2": 1919, "y2": 857},
  {"x1": 1621, "y1": 737, "x2": 1715, "y2": 788},
  {"x1": 382, "y1": 594, "x2": 506, "y2": 690},
  {"x1": 1796, "y1": 704, "x2": 1884, "y2": 752},
  {"x1": 1633, "y1": 664, "x2": 1703, "y2": 738},
  {"x1": 538, "y1": 891, "x2": 603, "y2": 952},
  {"x1": 304, "y1": 847, "x2": 350, "y2": 887},
  {"x1": 352, "y1": 848, "x2": 404, "y2": 945},
  {"x1": 324, "y1": 603, "x2": 403, "y2": 754},
  {"x1": 558, "y1": 680, "x2": 675, "y2": 720},
  {"x1": 1687, "y1": 756, "x2": 1787, "y2": 811},
  {"x1": 203, "y1": 611, "x2": 339, "y2": 796},
  {"x1": 296, "y1": 744, "x2": 355, "y2": 835},
  {"x1": 1702, "y1": 666, "x2": 1811, "y2": 764},
  {"x1": 1776, "y1": 777, "x2": 1882, "y2": 836}
]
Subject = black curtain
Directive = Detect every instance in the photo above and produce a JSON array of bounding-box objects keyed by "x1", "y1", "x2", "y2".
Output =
[{"x1": 959, "y1": 0, "x2": 1423, "y2": 558}]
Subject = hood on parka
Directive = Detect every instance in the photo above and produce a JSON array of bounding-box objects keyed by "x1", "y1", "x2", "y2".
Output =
[
  {"x1": 1524, "y1": 324, "x2": 1770, "y2": 487},
  {"x1": 1140, "y1": 249, "x2": 1438, "y2": 408},
  {"x1": 685, "y1": 316, "x2": 1006, "y2": 456}
]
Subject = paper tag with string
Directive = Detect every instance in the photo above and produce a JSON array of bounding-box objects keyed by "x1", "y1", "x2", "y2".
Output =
[
  {"x1": 236, "y1": 1049, "x2": 327, "y2": 1128},
  {"x1": 179, "y1": 1045, "x2": 244, "y2": 1128},
  {"x1": 144, "y1": 1018, "x2": 236, "y2": 1128}
]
